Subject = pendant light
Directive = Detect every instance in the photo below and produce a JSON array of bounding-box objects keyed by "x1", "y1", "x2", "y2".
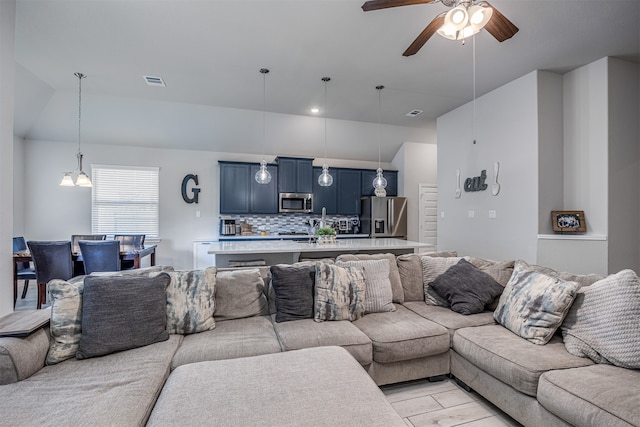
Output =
[
  {"x1": 255, "y1": 68, "x2": 272, "y2": 185},
  {"x1": 60, "y1": 72, "x2": 92, "y2": 187},
  {"x1": 373, "y1": 85, "x2": 387, "y2": 197},
  {"x1": 318, "y1": 77, "x2": 333, "y2": 187}
]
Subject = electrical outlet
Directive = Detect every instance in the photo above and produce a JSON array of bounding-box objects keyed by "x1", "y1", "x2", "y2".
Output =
[
  {"x1": 467, "y1": 210, "x2": 475, "y2": 219},
  {"x1": 440, "y1": 211, "x2": 445, "y2": 219},
  {"x1": 195, "y1": 211, "x2": 201, "y2": 218},
  {"x1": 488, "y1": 210, "x2": 497, "y2": 219}
]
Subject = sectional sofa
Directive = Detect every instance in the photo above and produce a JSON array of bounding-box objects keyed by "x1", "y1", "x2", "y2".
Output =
[{"x1": 0, "y1": 253, "x2": 638, "y2": 427}]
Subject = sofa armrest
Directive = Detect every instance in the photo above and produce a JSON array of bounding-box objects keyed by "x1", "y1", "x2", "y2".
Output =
[{"x1": 0, "y1": 328, "x2": 49, "y2": 385}]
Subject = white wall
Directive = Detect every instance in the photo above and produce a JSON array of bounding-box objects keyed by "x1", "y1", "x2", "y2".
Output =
[
  {"x1": 13, "y1": 135, "x2": 25, "y2": 236},
  {"x1": 0, "y1": 1, "x2": 16, "y2": 317},
  {"x1": 19, "y1": 139, "x2": 396, "y2": 270},
  {"x1": 392, "y1": 141, "x2": 437, "y2": 241},
  {"x1": 437, "y1": 71, "x2": 541, "y2": 262}
]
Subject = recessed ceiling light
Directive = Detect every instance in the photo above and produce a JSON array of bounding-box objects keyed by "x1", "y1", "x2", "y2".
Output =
[
  {"x1": 143, "y1": 75, "x2": 166, "y2": 87},
  {"x1": 405, "y1": 109, "x2": 423, "y2": 117},
  {"x1": 310, "y1": 107, "x2": 320, "y2": 114}
]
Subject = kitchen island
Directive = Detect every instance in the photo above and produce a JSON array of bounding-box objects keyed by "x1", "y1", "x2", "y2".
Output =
[{"x1": 207, "y1": 238, "x2": 433, "y2": 267}]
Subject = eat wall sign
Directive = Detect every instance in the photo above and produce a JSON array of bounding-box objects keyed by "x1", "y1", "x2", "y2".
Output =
[{"x1": 464, "y1": 170, "x2": 488, "y2": 192}]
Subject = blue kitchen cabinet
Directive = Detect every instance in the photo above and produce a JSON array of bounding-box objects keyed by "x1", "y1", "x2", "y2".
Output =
[
  {"x1": 337, "y1": 169, "x2": 362, "y2": 215},
  {"x1": 219, "y1": 161, "x2": 278, "y2": 214},
  {"x1": 277, "y1": 157, "x2": 313, "y2": 193},
  {"x1": 361, "y1": 169, "x2": 398, "y2": 196},
  {"x1": 219, "y1": 162, "x2": 251, "y2": 214},
  {"x1": 312, "y1": 166, "x2": 338, "y2": 214},
  {"x1": 250, "y1": 163, "x2": 278, "y2": 213}
]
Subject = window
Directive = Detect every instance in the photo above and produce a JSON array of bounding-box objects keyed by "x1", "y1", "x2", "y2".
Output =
[{"x1": 91, "y1": 165, "x2": 160, "y2": 239}]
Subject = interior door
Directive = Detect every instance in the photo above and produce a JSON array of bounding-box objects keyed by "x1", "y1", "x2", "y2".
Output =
[{"x1": 419, "y1": 184, "x2": 438, "y2": 249}]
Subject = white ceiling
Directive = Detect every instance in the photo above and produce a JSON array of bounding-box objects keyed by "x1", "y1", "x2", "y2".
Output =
[{"x1": 13, "y1": 0, "x2": 640, "y2": 161}]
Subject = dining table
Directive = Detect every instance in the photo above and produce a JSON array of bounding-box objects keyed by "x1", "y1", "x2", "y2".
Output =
[{"x1": 12, "y1": 244, "x2": 157, "y2": 307}]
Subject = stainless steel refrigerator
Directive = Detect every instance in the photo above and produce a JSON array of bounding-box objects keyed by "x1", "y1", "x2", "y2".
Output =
[{"x1": 360, "y1": 196, "x2": 407, "y2": 239}]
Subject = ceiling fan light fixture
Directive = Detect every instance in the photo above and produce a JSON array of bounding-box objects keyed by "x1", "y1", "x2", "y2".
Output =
[
  {"x1": 468, "y1": 4, "x2": 493, "y2": 29},
  {"x1": 444, "y1": 5, "x2": 469, "y2": 31}
]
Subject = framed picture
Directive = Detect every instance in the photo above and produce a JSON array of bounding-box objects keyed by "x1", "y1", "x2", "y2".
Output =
[{"x1": 551, "y1": 210, "x2": 586, "y2": 233}]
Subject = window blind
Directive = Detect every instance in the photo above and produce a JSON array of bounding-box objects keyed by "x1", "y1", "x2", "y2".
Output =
[{"x1": 91, "y1": 165, "x2": 160, "y2": 238}]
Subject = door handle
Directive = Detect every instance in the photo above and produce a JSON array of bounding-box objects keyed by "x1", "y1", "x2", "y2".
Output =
[{"x1": 388, "y1": 199, "x2": 395, "y2": 232}]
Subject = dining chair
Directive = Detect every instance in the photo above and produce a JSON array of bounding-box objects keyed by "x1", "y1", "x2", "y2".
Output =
[
  {"x1": 27, "y1": 241, "x2": 74, "y2": 309},
  {"x1": 13, "y1": 236, "x2": 36, "y2": 299},
  {"x1": 71, "y1": 234, "x2": 107, "y2": 254},
  {"x1": 79, "y1": 240, "x2": 121, "y2": 274},
  {"x1": 114, "y1": 234, "x2": 145, "y2": 269}
]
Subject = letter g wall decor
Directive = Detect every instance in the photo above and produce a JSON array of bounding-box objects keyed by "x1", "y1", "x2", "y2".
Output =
[{"x1": 181, "y1": 174, "x2": 201, "y2": 204}]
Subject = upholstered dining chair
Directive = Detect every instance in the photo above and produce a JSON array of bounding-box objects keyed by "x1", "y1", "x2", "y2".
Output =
[
  {"x1": 13, "y1": 236, "x2": 36, "y2": 299},
  {"x1": 27, "y1": 241, "x2": 74, "y2": 309},
  {"x1": 71, "y1": 234, "x2": 106, "y2": 275},
  {"x1": 114, "y1": 234, "x2": 145, "y2": 270},
  {"x1": 78, "y1": 240, "x2": 121, "y2": 274}
]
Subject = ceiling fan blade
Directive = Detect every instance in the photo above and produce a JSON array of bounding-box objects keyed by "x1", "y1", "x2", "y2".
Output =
[
  {"x1": 402, "y1": 13, "x2": 445, "y2": 57},
  {"x1": 482, "y1": 2, "x2": 519, "y2": 42},
  {"x1": 362, "y1": 0, "x2": 438, "y2": 12}
]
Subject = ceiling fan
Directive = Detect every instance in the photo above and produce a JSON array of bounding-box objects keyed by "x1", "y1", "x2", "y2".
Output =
[{"x1": 362, "y1": 0, "x2": 519, "y2": 56}]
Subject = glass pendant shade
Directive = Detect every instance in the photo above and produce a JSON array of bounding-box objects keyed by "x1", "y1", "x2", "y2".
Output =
[
  {"x1": 60, "y1": 173, "x2": 75, "y2": 186},
  {"x1": 76, "y1": 171, "x2": 92, "y2": 187},
  {"x1": 318, "y1": 164, "x2": 333, "y2": 187},
  {"x1": 255, "y1": 160, "x2": 272, "y2": 184},
  {"x1": 373, "y1": 168, "x2": 387, "y2": 189}
]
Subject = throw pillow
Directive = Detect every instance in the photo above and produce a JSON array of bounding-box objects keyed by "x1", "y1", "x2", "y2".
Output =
[
  {"x1": 46, "y1": 277, "x2": 85, "y2": 365},
  {"x1": 336, "y1": 259, "x2": 396, "y2": 313},
  {"x1": 422, "y1": 256, "x2": 465, "y2": 306},
  {"x1": 166, "y1": 267, "x2": 217, "y2": 334},
  {"x1": 561, "y1": 269, "x2": 640, "y2": 368},
  {"x1": 76, "y1": 273, "x2": 170, "y2": 359},
  {"x1": 88, "y1": 265, "x2": 175, "y2": 277},
  {"x1": 270, "y1": 263, "x2": 316, "y2": 322},
  {"x1": 314, "y1": 263, "x2": 366, "y2": 322},
  {"x1": 214, "y1": 268, "x2": 269, "y2": 321},
  {"x1": 494, "y1": 261, "x2": 581, "y2": 345},
  {"x1": 336, "y1": 253, "x2": 404, "y2": 303},
  {"x1": 429, "y1": 259, "x2": 504, "y2": 315}
]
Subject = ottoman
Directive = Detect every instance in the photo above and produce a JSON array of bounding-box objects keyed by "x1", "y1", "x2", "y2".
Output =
[{"x1": 147, "y1": 346, "x2": 405, "y2": 427}]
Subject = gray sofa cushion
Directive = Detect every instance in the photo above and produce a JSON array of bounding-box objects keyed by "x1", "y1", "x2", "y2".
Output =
[
  {"x1": 397, "y1": 251, "x2": 458, "y2": 302},
  {"x1": 538, "y1": 364, "x2": 640, "y2": 427},
  {"x1": 336, "y1": 253, "x2": 404, "y2": 304},
  {"x1": 77, "y1": 274, "x2": 170, "y2": 359},
  {"x1": 214, "y1": 268, "x2": 269, "y2": 321},
  {"x1": 336, "y1": 259, "x2": 396, "y2": 313},
  {"x1": 0, "y1": 328, "x2": 50, "y2": 385},
  {"x1": 453, "y1": 324, "x2": 594, "y2": 397},
  {"x1": 422, "y1": 255, "x2": 465, "y2": 306},
  {"x1": 171, "y1": 316, "x2": 281, "y2": 369},
  {"x1": 429, "y1": 259, "x2": 504, "y2": 315},
  {"x1": 494, "y1": 260, "x2": 581, "y2": 345},
  {"x1": 271, "y1": 315, "x2": 372, "y2": 365},
  {"x1": 166, "y1": 268, "x2": 216, "y2": 334},
  {"x1": 403, "y1": 302, "x2": 495, "y2": 341},
  {"x1": 148, "y1": 347, "x2": 405, "y2": 427},
  {"x1": 561, "y1": 269, "x2": 640, "y2": 368},
  {"x1": 353, "y1": 305, "x2": 449, "y2": 364},
  {"x1": 270, "y1": 263, "x2": 316, "y2": 322},
  {"x1": 0, "y1": 335, "x2": 182, "y2": 425}
]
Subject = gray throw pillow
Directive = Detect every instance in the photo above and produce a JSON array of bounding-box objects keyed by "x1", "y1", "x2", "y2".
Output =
[
  {"x1": 336, "y1": 259, "x2": 396, "y2": 314},
  {"x1": 270, "y1": 264, "x2": 316, "y2": 322},
  {"x1": 215, "y1": 268, "x2": 269, "y2": 321},
  {"x1": 429, "y1": 259, "x2": 504, "y2": 315},
  {"x1": 422, "y1": 256, "x2": 465, "y2": 306},
  {"x1": 76, "y1": 273, "x2": 170, "y2": 359}
]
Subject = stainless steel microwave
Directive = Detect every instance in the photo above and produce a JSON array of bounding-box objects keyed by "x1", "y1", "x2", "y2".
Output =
[{"x1": 279, "y1": 193, "x2": 313, "y2": 213}]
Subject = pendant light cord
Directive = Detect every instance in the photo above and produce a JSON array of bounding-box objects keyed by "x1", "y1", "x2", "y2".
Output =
[
  {"x1": 323, "y1": 78, "x2": 328, "y2": 161},
  {"x1": 472, "y1": 35, "x2": 477, "y2": 145},
  {"x1": 75, "y1": 72, "x2": 85, "y2": 155},
  {"x1": 376, "y1": 85, "x2": 384, "y2": 169},
  {"x1": 260, "y1": 68, "x2": 269, "y2": 157}
]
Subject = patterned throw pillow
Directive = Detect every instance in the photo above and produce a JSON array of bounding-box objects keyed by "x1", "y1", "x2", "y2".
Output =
[
  {"x1": 422, "y1": 256, "x2": 465, "y2": 306},
  {"x1": 429, "y1": 259, "x2": 504, "y2": 315},
  {"x1": 166, "y1": 267, "x2": 217, "y2": 334},
  {"x1": 77, "y1": 273, "x2": 170, "y2": 359},
  {"x1": 494, "y1": 260, "x2": 581, "y2": 345},
  {"x1": 314, "y1": 263, "x2": 366, "y2": 322},
  {"x1": 46, "y1": 278, "x2": 85, "y2": 365},
  {"x1": 561, "y1": 269, "x2": 640, "y2": 368},
  {"x1": 336, "y1": 259, "x2": 396, "y2": 313}
]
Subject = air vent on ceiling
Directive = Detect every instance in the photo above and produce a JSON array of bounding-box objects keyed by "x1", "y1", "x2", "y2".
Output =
[
  {"x1": 143, "y1": 75, "x2": 166, "y2": 87},
  {"x1": 405, "y1": 109, "x2": 423, "y2": 117}
]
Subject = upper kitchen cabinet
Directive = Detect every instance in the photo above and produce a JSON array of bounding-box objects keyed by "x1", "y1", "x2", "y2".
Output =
[
  {"x1": 250, "y1": 163, "x2": 278, "y2": 213},
  {"x1": 361, "y1": 169, "x2": 398, "y2": 197},
  {"x1": 277, "y1": 157, "x2": 313, "y2": 194},
  {"x1": 336, "y1": 169, "x2": 362, "y2": 215},
  {"x1": 219, "y1": 161, "x2": 278, "y2": 214},
  {"x1": 312, "y1": 166, "x2": 337, "y2": 214}
]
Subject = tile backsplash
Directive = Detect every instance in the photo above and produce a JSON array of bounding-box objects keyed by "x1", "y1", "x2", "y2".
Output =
[{"x1": 221, "y1": 213, "x2": 359, "y2": 234}]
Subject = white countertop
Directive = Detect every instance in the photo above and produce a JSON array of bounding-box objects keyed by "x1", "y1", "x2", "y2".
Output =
[
  {"x1": 208, "y1": 238, "x2": 433, "y2": 254},
  {"x1": 218, "y1": 233, "x2": 367, "y2": 241}
]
